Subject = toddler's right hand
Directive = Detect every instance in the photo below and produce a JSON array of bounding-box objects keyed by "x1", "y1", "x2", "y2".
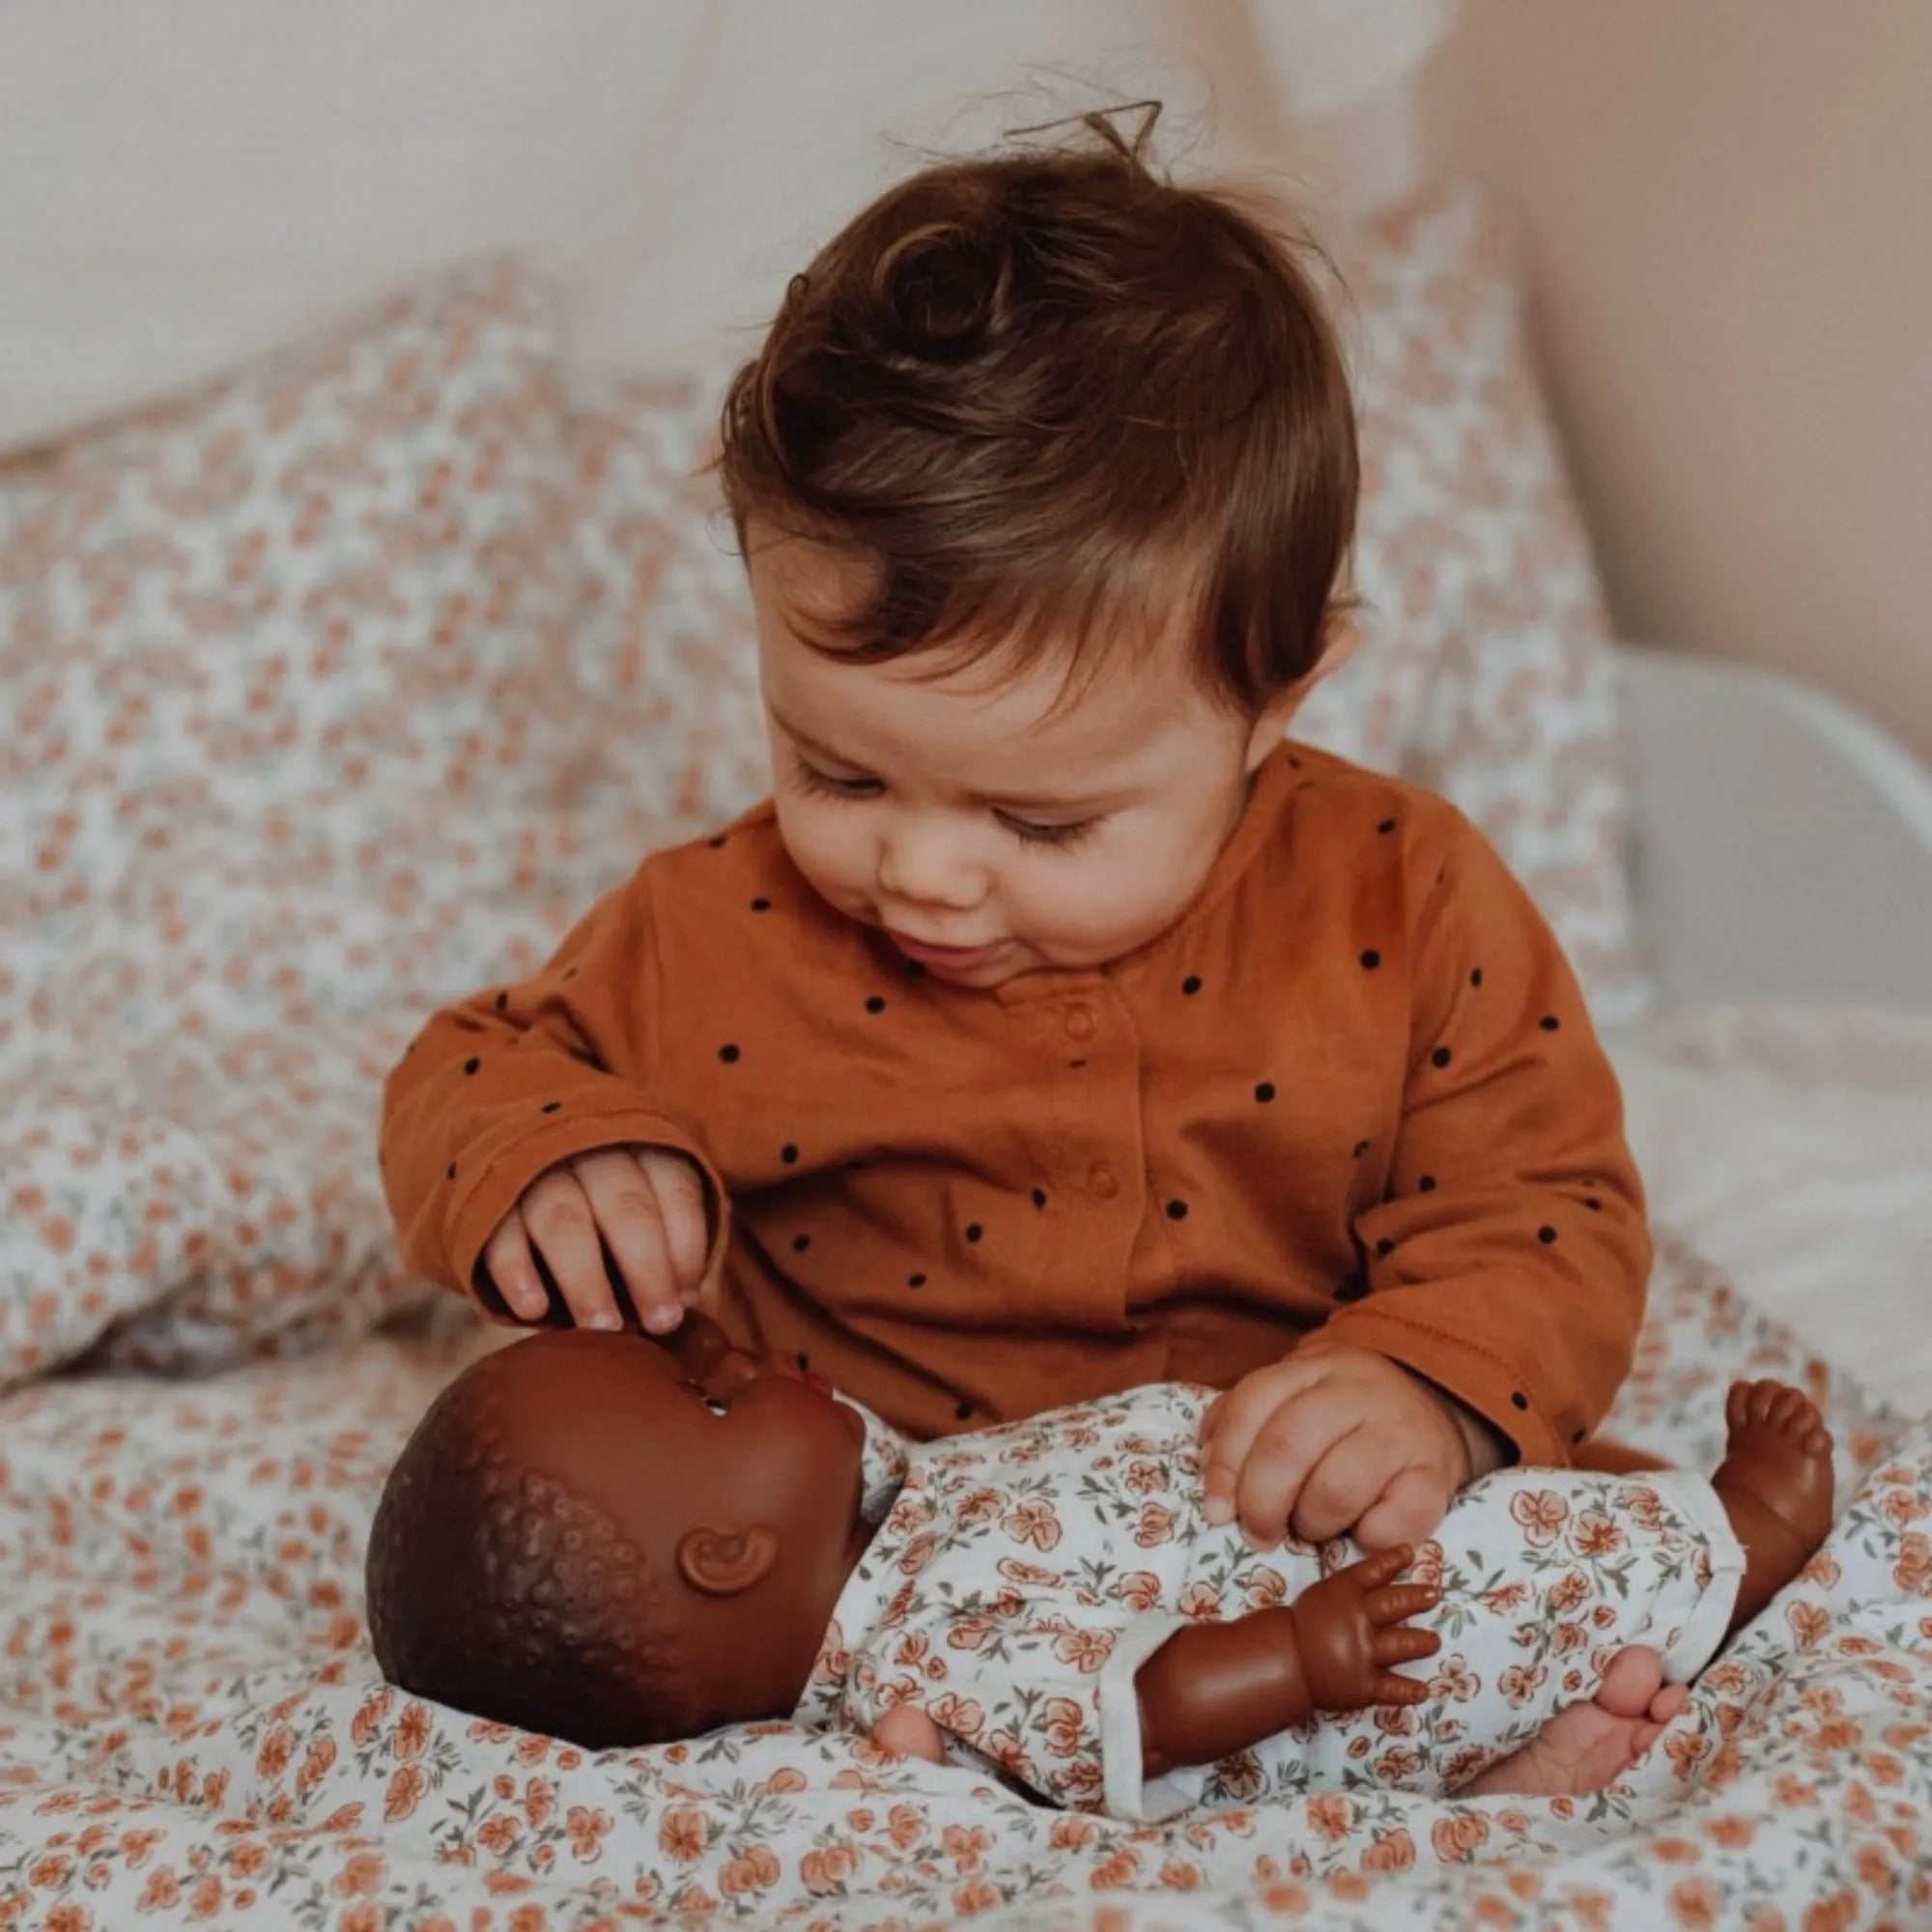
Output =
[{"x1": 478, "y1": 1145, "x2": 709, "y2": 1334}]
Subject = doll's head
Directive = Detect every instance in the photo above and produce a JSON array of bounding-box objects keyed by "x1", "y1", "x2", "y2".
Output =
[{"x1": 364, "y1": 1325, "x2": 873, "y2": 1748}]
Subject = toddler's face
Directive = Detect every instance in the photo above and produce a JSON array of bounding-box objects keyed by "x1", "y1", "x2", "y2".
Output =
[{"x1": 748, "y1": 526, "x2": 1310, "y2": 988}]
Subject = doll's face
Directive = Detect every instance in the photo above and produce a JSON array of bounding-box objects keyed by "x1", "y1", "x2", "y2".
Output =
[{"x1": 474, "y1": 1326, "x2": 872, "y2": 1727}]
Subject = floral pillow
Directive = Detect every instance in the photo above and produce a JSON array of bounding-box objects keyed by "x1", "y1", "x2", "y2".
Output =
[
  {"x1": 0, "y1": 256, "x2": 593, "y2": 1045},
  {"x1": 562, "y1": 183, "x2": 1650, "y2": 1021},
  {"x1": 0, "y1": 259, "x2": 606, "y2": 1388}
]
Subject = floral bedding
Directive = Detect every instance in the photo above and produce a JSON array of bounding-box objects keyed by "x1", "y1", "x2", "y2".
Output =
[{"x1": 1, "y1": 1233, "x2": 1928, "y2": 1932}]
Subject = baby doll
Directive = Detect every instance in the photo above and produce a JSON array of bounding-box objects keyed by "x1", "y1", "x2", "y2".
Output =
[
  {"x1": 365, "y1": 1328, "x2": 1833, "y2": 1817},
  {"x1": 380, "y1": 110, "x2": 1658, "y2": 1566}
]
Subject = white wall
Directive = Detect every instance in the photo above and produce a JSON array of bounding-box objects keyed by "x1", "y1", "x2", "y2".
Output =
[{"x1": 1424, "y1": 0, "x2": 1932, "y2": 759}]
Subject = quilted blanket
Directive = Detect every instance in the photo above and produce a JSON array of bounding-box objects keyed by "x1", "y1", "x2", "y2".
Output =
[{"x1": 2, "y1": 1232, "x2": 1928, "y2": 1931}]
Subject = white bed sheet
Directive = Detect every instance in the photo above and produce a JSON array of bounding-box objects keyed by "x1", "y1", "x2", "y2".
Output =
[{"x1": 1608, "y1": 1000, "x2": 1932, "y2": 1412}]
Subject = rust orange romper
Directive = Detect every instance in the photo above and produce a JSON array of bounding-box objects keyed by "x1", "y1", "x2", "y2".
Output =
[{"x1": 380, "y1": 743, "x2": 1649, "y2": 1458}]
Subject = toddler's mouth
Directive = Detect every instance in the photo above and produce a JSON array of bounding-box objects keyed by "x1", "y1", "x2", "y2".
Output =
[{"x1": 888, "y1": 931, "x2": 1009, "y2": 972}]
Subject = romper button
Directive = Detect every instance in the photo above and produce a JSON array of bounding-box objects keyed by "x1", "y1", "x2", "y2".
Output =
[
  {"x1": 1065, "y1": 1004, "x2": 1096, "y2": 1041},
  {"x1": 1088, "y1": 1161, "x2": 1119, "y2": 1200}
]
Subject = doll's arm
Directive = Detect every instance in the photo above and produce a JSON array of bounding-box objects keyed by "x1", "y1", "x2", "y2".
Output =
[{"x1": 1134, "y1": 1547, "x2": 1439, "y2": 1777}]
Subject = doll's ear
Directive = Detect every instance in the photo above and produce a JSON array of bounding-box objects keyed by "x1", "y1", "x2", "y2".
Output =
[{"x1": 675, "y1": 1524, "x2": 781, "y2": 1598}]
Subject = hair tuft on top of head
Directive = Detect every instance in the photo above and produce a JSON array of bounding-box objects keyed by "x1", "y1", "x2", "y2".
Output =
[{"x1": 716, "y1": 93, "x2": 1359, "y2": 714}]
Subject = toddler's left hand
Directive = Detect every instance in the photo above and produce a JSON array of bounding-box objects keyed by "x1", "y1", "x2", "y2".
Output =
[{"x1": 1200, "y1": 1346, "x2": 1504, "y2": 1552}]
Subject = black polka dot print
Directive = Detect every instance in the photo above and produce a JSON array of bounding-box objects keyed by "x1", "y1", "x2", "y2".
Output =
[
  {"x1": 1165, "y1": 1200, "x2": 1188, "y2": 1221},
  {"x1": 1352, "y1": 1139, "x2": 1372, "y2": 1157},
  {"x1": 751, "y1": 897, "x2": 771, "y2": 913},
  {"x1": 866, "y1": 995, "x2": 887, "y2": 1014},
  {"x1": 1538, "y1": 1225, "x2": 1558, "y2": 1244},
  {"x1": 792, "y1": 1235, "x2": 810, "y2": 1253},
  {"x1": 796, "y1": 1351, "x2": 810, "y2": 1370},
  {"x1": 463, "y1": 1057, "x2": 480, "y2": 1076},
  {"x1": 1255, "y1": 1081, "x2": 1276, "y2": 1103},
  {"x1": 1182, "y1": 975, "x2": 1203, "y2": 996},
  {"x1": 1376, "y1": 1237, "x2": 1395, "y2": 1258},
  {"x1": 907, "y1": 1272, "x2": 926, "y2": 1289},
  {"x1": 1431, "y1": 1047, "x2": 1453, "y2": 1069},
  {"x1": 954, "y1": 1401, "x2": 973, "y2": 1421},
  {"x1": 1511, "y1": 1391, "x2": 1529, "y2": 1410},
  {"x1": 781, "y1": 1144, "x2": 799, "y2": 1165},
  {"x1": 1032, "y1": 1188, "x2": 1047, "y2": 1208},
  {"x1": 1418, "y1": 1175, "x2": 1436, "y2": 1193},
  {"x1": 719, "y1": 1043, "x2": 741, "y2": 1064},
  {"x1": 965, "y1": 1223, "x2": 983, "y2": 1244},
  {"x1": 1470, "y1": 968, "x2": 1484, "y2": 989},
  {"x1": 1360, "y1": 950, "x2": 1381, "y2": 970},
  {"x1": 1585, "y1": 1197, "x2": 1604, "y2": 1212},
  {"x1": 1378, "y1": 817, "x2": 1397, "y2": 835},
  {"x1": 493, "y1": 990, "x2": 509, "y2": 1011},
  {"x1": 540, "y1": 1101, "x2": 560, "y2": 1115},
  {"x1": 1540, "y1": 1015, "x2": 1561, "y2": 1033},
  {"x1": 1572, "y1": 1428, "x2": 1587, "y2": 1445},
  {"x1": 446, "y1": 1161, "x2": 457, "y2": 1179},
  {"x1": 707, "y1": 835, "x2": 726, "y2": 849}
]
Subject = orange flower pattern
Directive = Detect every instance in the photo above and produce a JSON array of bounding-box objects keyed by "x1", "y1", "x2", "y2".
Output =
[{"x1": 796, "y1": 1383, "x2": 1749, "y2": 1820}]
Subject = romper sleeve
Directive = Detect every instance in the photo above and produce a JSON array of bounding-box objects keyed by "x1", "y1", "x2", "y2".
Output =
[
  {"x1": 855, "y1": 1584, "x2": 1193, "y2": 1820},
  {"x1": 1304, "y1": 806, "x2": 1652, "y2": 1465},
  {"x1": 377, "y1": 859, "x2": 731, "y2": 1312}
]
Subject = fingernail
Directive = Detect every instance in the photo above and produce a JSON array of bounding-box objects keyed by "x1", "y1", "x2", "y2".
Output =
[
  {"x1": 1203, "y1": 1497, "x2": 1232, "y2": 1526},
  {"x1": 645, "y1": 1304, "x2": 679, "y2": 1334},
  {"x1": 589, "y1": 1309, "x2": 624, "y2": 1331}
]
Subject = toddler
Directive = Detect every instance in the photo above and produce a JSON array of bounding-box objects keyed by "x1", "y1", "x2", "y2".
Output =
[
  {"x1": 380, "y1": 109, "x2": 1651, "y2": 1554},
  {"x1": 365, "y1": 1326, "x2": 1834, "y2": 1815}
]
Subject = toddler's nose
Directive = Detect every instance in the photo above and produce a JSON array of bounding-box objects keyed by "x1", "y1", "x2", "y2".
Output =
[{"x1": 876, "y1": 823, "x2": 986, "y2": 912}]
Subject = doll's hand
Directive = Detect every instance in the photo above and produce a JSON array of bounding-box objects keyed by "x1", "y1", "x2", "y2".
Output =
[
  {"x1": 1288, "y1": 1545, "x2": 1440, "y2": 1715},
  {"x1": 478, "y1": 1145, "x2": 709, "y2": 1334},
  {"x1": 1201, "y1": 1345, "x2": 1505, "y2": 1551}
]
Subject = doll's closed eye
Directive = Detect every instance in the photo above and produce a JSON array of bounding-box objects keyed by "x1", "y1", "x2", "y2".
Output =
[{"x1": 683, "y1": 1378, "x2": 730, "y2": 1417}]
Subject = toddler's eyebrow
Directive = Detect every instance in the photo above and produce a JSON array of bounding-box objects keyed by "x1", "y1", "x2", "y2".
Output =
[{"x1": 771, "y1": 708, "x2": 1134, "y2": 813}]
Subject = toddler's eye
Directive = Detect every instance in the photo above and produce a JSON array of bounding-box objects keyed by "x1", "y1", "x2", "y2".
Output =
[
  {"x1": 791, "y1": 756, "x2": 880, "y2": 801},
  {"x1": 1002, "y1": 813, "x2": 1097, "y2": 850}
]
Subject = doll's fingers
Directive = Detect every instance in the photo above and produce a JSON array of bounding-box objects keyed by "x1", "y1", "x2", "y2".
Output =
[
  {"x1": 637, "y1": 1148, "x2": 710, "y2": 1300},
  {"x1": 1363, "y1": 1580, "x2": 1440, "y2": 1624},
  {"x1": 1370, "y1": 1626, "x2": 1440, "y2": 1665},
  {"x1": 479, "y1": 1212, "x2": 552, "y2": 1322},
  {"x1": 1339, "y1": 1545, "x2": 1414, "y2": 1592},
  {"x1": 1373, "y1": 1670, "x2": 1433, "y2": 1707},
  {"x1": 522, "y1": 1162, "x2": 626, "y2": 1331}
]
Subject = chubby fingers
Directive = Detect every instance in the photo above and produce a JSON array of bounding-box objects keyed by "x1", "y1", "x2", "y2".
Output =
[
  {"x1": 1228, "y1": 1385, "x2": 1376, "y2": 1549},
  {"x1": 1353, "y1": 1466, "x2": 1455, "y2": 1552},
  {"x1": 637, "y1": 1148, "x2": 711, "y2": 1297},
  {"x1": 478, "y1": 1210, "x2": 552, "y2": 1322}
]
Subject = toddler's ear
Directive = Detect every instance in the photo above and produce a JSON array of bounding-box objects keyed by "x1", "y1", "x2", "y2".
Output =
[
  {"x1": 1247, "y1": 612, "x2": 1362, "y2": 764},
  {"x1": 676, "y1": 1524, "x2": 781, "y2": 1598}
]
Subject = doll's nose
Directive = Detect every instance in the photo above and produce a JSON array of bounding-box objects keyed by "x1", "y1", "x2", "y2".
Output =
[{"x1": 662, "y1": 1310, "x2": 765, "y2": 1398}]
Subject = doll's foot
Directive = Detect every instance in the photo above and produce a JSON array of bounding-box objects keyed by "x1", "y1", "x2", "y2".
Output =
[
  {"x1": 1464, "y1": 1646, "x2": 1688, "y2": 1797},
  {"x1": 1710, "y1": 1378, "x2": 1834, "y2": 1633}
]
